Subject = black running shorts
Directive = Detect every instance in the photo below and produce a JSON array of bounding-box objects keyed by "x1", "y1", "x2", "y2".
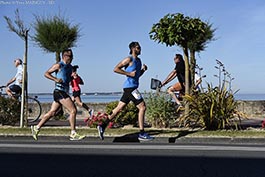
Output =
[
  {"x1": 53, "y1": 89, "x2": 70, "y2": 102},
  {"x1": 120, "y1": 87, "x2": 144, "y2": 105},
  {"x1": 72, "y1": 90, "x2": 81, "y2": 98},
  {"x1": 9, "y1": 84, "x2": 22, "y2": 95}
]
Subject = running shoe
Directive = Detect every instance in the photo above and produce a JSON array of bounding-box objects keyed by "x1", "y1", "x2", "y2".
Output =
[
  {"x1": 69, "y1": 133, "x2": 85, "y2": 141},
  {"x1": 31, "y1": 125, "x2": 40, "y2": 140},
  {"x1": 97, "y1": 125, "x2": 105, "y2": 140},
  {"x1": 89, "y1": 109, "x2": 94, "y2": 119},
  {"x1": 138, "y1": 132, "x2": 154, "y2": 141}
]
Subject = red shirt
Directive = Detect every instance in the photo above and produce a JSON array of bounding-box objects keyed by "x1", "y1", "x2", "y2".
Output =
[{"x1": 71, "y1": 76, "x2": 82, "y2": 92}]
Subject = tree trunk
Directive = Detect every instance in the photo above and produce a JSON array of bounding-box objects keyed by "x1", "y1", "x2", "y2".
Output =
[
  {"x1": 56, "y1": 51, "x2": 61, "y2": 63},
  {"x1": 189, "y1": 50, "x2": 196, "y2": 95},
  {"x1": 183, "y1": 47, "x2": 190, "y2": 118}
]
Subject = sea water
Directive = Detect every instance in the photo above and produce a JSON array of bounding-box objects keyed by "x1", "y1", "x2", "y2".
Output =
[
  {"x1": 32, "y1": 93, "x2": 121, "y2": 103},
  {"x1": 31, "y1": 93, "x2": 265, "y2": 103}
]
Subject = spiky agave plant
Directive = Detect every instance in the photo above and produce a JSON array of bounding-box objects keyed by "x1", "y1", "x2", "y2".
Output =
[{"x1": 183, "y1": 83, "x2": 239, "y2": 130}]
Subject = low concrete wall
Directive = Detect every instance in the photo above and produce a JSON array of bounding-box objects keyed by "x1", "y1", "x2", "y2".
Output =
[
  {"x1": 36, "y1": 101, "x2": 265, "y2": 119},
  {"x1": 237, "y1": 100, "x2": 265, "y2": 118}
]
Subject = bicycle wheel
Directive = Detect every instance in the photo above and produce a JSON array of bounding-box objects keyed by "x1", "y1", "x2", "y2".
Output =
[{"x1": 27, "y1": 96, "x2": 42, "y2": 123}]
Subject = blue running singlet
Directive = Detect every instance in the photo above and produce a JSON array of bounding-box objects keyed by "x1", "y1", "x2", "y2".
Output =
[
  {"x1": 55, "y1": 61, "x2": 73, "y2": 93},
  {"x1": 123, "y1": 56, "x2": 142, "y2": 89}
]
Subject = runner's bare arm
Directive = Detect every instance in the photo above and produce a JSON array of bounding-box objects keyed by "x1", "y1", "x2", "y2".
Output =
[
  {"x1": 113, "y1": 57, "x2": 136, "y2": 77},
  {"x1": 44, "y1": 63, "x2": 63, "y2": 83}
]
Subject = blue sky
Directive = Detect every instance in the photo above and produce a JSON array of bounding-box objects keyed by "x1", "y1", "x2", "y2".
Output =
[{"x1": 1, "y1": 0, "x2": 265, "y2": 94}]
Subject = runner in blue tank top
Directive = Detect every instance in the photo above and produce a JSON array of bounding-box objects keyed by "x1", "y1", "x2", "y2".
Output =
[
  {"x1": 123, "y1": 56, "x2": 142, "y2": 89},
  {"x1": 97, "y1": 41, "x2": 154, "y2": 141},
  {"x1": 31, "y1": 49, "x2": 85, "y2": 141},
  {"x1": 55, "y1": 61, "x2": 72, "y2": 93}
]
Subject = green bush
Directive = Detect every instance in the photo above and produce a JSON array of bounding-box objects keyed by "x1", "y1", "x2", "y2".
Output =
[
  {"x1": 105, "y1": 101, "x2": 139, "y2": 127},
  {"x1": 184, "y1": 84, "x2": 238, "y2": 130},
  {"x1": 0, "y1": 96, "x2": 20, "y2": 125},
  {"x1": 145, "y1": 92, "x2": 179, "y2": 128}
]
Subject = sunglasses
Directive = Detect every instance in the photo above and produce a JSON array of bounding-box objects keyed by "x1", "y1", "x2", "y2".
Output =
[{"x1": 64, "y1": 54, "x2": 73, "y2": 58}]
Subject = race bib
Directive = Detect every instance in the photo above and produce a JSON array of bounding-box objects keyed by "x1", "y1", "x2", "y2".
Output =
[{"x1": 132, "y1": 89, "x2": 142, "y2": 100}]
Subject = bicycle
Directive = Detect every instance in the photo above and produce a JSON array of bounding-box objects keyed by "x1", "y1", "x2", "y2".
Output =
[{"x1": 0, "y1": 86, "x2": 42, "y2": 123}]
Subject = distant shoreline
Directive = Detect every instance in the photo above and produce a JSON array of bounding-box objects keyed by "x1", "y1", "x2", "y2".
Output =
[
  {"x1": 26, "y1": 92, "x2": 265, "y2": 103},
  {"x1": 30, "y1": 92, "x2": 123, "y2": 96}
]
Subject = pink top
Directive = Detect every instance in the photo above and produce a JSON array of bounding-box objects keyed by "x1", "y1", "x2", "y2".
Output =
[{"x1": 71, "y1": 76, "x2": 82, "y2": 92}]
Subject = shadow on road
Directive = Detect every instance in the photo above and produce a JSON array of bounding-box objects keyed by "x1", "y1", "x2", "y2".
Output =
[
  {"x1": 168, "y1": 130, "x2": 198, "y2": 143},
  {"x1": 112, "y1": 129, "x2": 195, "y2": 143},
  {"x1": 113, "y1": 132, "x2": 140, "y2": 142},
  {"x1": 113, "y1": 129, "x2": 180, "y2": 143}
]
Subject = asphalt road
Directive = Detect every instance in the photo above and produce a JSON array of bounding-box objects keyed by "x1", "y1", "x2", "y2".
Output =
[{"x1": 0, "y1": 136, "x2": 265, "y2": 177}]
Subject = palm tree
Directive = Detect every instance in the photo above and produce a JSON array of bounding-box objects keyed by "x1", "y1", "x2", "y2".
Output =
[{"x1": 32, "y1": 14, "x2": 80, "y2": 63}]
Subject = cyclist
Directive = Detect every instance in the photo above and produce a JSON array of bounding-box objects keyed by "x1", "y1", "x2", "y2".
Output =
[
  {"x1": 160, "y1": 54, "x2": 188, "y2": 109},
  {"x1": 5, "y1": 58, "x2": 23, "y2": 99}
]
